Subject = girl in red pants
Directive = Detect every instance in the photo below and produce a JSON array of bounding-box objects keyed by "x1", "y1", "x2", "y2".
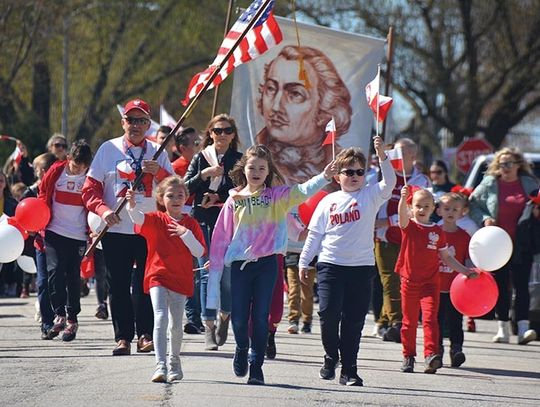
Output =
[{"x1": 396, "y1": 186, "x2": 476, "y2": 374}]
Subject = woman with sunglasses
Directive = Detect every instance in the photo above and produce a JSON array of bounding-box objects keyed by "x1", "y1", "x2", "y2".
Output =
[
  {"x1": 470, "y1": 147, "x2": 539, "y2": 343},
  {"x1": 184, "y1": 113, "x2": 243, "y2": 351},
  {"x1": 429, "y1": 160, "x2": 455, "y2": 200},
  {"x1": 46, "y1": 134, "x2": 68, "y2": 161}
]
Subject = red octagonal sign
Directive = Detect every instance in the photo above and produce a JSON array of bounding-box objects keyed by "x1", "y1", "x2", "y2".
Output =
[{"x1": 455, "y1": 138, "x2": 494, "y2": 174}]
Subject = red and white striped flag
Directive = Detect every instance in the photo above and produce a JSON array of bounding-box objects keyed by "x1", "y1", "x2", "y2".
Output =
[
  {"x1": 386, "y1": 147, "x2": 403, "y2": 172},
  {"x1": 322, "y1": 117, "x2": 336, "y2": 146},
  {"x1": 116, "y1": 161, "x2": 136, "y2": 182},
  {"x1": 365, "y1": 71, "x2": 393, "y2": 122},
  {"x1": 181, "y1": 0, "x2": 282, "y2": 106},
  {"x1": 9, "y1": 145, "x2": 23, "y2": 165}
]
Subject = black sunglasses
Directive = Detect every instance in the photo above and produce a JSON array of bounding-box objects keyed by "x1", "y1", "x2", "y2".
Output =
[
  {"x1": 53, "y1": 143, "x2": 68, "y2": 149},
  {"x1": 125, "y1": 116, "x2": 150, "y2": 126},
  {"x1": 212, "y1": 127, "x2": 234, "y2": 135},
  {"x1": 430, "y1": 170, "x2": 443, "y2": 175},
  {"x1": 498, "y1": 161, "x2": 518, "y2": 169},
  {"x1": 340, "y1": 168, "x2": 365, "y2": 177}
]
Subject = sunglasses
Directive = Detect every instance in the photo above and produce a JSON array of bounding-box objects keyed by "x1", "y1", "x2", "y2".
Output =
[
  {"x1": 212, "y1": 127, "x2": 234, "y2": 135},
  {"x1": 498, "y1": 161, "x2": 518, "y2": 169},
  {"x1": 430, "y1": 170, "x2": 443, "y2": 175},
  {"x1": 124, "y1": 116, "x2": 150, "y2": 126},
  {"x1": 53, "y1": 143, "x2": 68, "y2": 149},
  {"x1": 340, "y1": 168, "x2": 365, "y2": 177}
]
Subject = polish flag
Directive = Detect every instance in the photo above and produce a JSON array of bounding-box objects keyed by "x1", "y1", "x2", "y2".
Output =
[
  {"x1": 322, "y1": 117, "x2": 336, "y2": 146},
  {"x1": 9, "y1": 145, "x2": 23, "y2": 165},
  {"x1": 116, "y1": 161, "x2": 136, "y2": 181},
  {"x1": 386, "y1": 147, "x2": 403, "y2": 172},
  {"x1": 365, "y1": 71, "x2": 393, "y2": 122}
]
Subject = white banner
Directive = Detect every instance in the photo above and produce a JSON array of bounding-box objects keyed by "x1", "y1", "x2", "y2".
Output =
[{"x1": 230, "y1": 16, "x2": 385, "y2": 184}]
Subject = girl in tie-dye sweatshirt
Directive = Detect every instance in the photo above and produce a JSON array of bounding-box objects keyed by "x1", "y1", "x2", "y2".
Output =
[{"x1": 208, "y1": 145, "x2": 336, "y2": 385}]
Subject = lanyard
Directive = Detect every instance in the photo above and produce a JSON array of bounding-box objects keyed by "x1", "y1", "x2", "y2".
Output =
[{"x1": 123, "y1": 139, "x2": 147, "y2": 176}]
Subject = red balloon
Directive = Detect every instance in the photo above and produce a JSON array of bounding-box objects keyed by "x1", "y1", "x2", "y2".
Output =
[
  {"x1": 298, "y1": 190, "x2": 329, "y2": 225},
  {"x1": 14, "y1": 198, "x2": 51, "y2": 232},
  {"x1": 6, "y1": 217, "x2": 29, "y2": 240},
  {"x1": 450, "y1": 270, "x2": 498, "y2": 317}
]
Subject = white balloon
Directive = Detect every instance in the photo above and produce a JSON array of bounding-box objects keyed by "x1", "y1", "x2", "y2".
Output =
[
  {"x1": 87, "y1": 211, "x2": 104, "y2": 233},
  {"x1": 17, "y1": 255, "x2": 37, "y2": 274},
  {"x1": 469, "y1": 226, "x2": 513, "y2": 271},
  {"x1": 0, "y1": 224, "x2": 25, "y2": 263}
]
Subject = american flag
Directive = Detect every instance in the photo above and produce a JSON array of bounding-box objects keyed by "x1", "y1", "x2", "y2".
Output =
[{"x1": 181, "y1": 0, "x2": 282, "y2": 106}]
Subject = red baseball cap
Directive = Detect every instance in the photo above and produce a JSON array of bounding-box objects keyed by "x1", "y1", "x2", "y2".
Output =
[{"x1": 124, "y1": 99, "x2": 151, "y2": 116}]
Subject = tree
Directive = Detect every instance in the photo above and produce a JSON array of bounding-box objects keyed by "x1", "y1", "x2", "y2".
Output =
[{"x1": 294, "y1": 0, "x2": 540, "y2": 149}]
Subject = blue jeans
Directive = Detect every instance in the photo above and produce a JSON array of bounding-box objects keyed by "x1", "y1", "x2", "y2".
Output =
[
  {"x1": 231, "y1": 255, "x2": 278, "y2": 368},
  {"x1": 36, "y1": 249, "x2": 54, "y2": 332},
  {"x1": 199, "y1": 223, "x2": 232, "y2": 320}
]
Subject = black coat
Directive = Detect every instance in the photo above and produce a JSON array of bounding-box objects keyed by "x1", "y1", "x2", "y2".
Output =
[{"x1": 184, "y1": 148, "x2": 242, "y2": 228}]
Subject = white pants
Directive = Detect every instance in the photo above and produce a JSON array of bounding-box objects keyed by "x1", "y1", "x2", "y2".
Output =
[{"x1": 149, "y1": 286, "x2": 186, "y2": 366}]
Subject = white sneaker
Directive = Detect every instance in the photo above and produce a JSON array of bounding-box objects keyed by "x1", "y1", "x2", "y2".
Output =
[
  {"x1": 517, "y1": 320, "x2": 537, "y2": 345},
  {"x1": 371, "y1": 323, "x2": 387, "y2": 338},
  {"x1": 168, "y1": 362, "x2": 183, "y2": 382},
  {"x1": 287, "y1": 322, "x2": 299, "y2": 334},
  {"x1": 492, "y1": 321, "x2": 510, "y2": 343},
  {"x1": 151, "y1": 363, "x2": 167, "y2": 383}
]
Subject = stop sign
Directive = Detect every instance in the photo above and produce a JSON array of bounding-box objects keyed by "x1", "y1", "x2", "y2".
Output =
[{"x1": 455, "y1": 138, "x2": 494, "y2": 173}]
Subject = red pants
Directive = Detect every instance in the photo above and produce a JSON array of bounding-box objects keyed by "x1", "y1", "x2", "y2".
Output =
[{"x1": 400, "y1": 278, "x2": 440, "y2": 358}]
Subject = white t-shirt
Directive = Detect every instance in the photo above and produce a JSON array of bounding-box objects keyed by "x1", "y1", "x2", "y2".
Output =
[
  {"x1": 47, "y1": 169, "x2": 87, "y2": 241},
  {"x1": 87, "y1": 137, "x2": 173, "y2": 234}
]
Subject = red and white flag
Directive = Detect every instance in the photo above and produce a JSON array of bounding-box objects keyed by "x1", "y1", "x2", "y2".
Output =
[
  {"x1": 365, "y1": 71, "x2": 393, "y2": 122},
  {"x1": 322, "y1": 117, "x2": 336, "y2": 146},
  {"x1": 116, "y1": 161, "x2": 136, "y2": 181},
  {"x1": 181, "y1": 0, "x2": 282, "y2": 106},
  {"x1": 386, "y1": 147, "x2": 403, "y2": 172},
  {"x1": 9, "y1": 145, "x2": 23, "y2": 165}
]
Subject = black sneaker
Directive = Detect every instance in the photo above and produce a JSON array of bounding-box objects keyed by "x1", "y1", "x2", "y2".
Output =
[
  {"x1": 339, "y1": 366, "x2": 363, "y2": 386},
  {"x1": 95, "y1": 303, "x2": 108, "y2": 320},
  {"x1": 183, "y1": 322, "x2": 202, "y2": 334},
  {"x1": 266, "y1": 331, "x2": 276, "y2": 359},
  {"x1": 247, "y1": 364, "x2": 265, "y2": 385},
  {"x1": 301, "y1": 323, "x2": 312, "y2": 334},
  {"x1": 401, "y1": 356, "x2": 415, "y2": 373},
  {"x1": 424, "y1": 354, "x2": 442, "y2": 374},
  {"x1": 233, "y1": 347, "x2": 249, "y2": 377},
  {"x1": 383, "y1": 324, "x2": 401, "y2": 343},
  {"x1": 319, "y1": 355, "x2": 338, "y2": 380},
  {"x1": 450, "y1": 350, "x2": 466, "y2": 368}
]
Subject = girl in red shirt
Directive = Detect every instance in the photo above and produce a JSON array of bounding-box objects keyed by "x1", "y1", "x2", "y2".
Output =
[
  {"x1": 127, "y1": 176, "x2": 206, "y2": 383},
  {"x1": 396, "y1": 186, "x2": 476, "y2": 374}
]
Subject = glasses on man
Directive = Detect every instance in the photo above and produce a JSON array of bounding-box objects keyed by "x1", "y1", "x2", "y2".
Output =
[
  {"x1": 339, "y1": 168, "x2": 365, "y2": 177},
  {"x1": 211, "y1": 127, "x2": 234, "y2": 135},
  {"x1": 124, "y1": 116, "x2": 150, "y2": 126},
  {"x1": 53, "y1": 143, "x2": 68, "y2": 149},
  {"x1": 498, "y1": 161, "x2": 518, "y2": 169}
]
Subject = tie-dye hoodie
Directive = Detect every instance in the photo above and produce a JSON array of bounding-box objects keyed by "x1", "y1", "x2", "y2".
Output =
[{"x1": 207, "y1": 173, "x2": 329, "y2": 309}]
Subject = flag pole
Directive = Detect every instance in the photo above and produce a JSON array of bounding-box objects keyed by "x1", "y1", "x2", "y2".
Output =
[
  {"x1": 400, "y1": 146, "x2": 407, "y2": 186},
  {"x1": 381, "y1": 26, "x2": 394, "y2": 143},
  {"x1": 376, "y1": 64, "x2": 380, "y2": 139},
  {"x1": 85, "y1": 0, "x2": 275, "y2": 257},
  {"x1": 211, "y1": 0, "x2": 235, "y2": 118},
  {"x1": 332, "y1": 116, "x2": 335, "y2": 160}
]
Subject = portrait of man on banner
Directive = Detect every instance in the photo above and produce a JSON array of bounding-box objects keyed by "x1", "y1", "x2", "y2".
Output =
[
  {"x1": 231, "y1": 17, "x2": 386, "y2": 185},
  {"x1": 256, "y1": 45, "x2": 352, "y2": 184}
]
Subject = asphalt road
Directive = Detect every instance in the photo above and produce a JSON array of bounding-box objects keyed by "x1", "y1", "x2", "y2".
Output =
[{"x1": 0, "y1": 292, "x2": 539, "y2": 406}]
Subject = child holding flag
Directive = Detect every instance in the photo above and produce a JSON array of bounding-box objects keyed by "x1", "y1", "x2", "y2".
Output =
[
  {"x1": 299, "y1": 136, "x2": 396, "y2": 386},
  {"x1": 396, "y1": 186, "x2": 477, "y2": 374},
  {"x1": 126, "y1": 176, "x2": 206, "y2": 383}
]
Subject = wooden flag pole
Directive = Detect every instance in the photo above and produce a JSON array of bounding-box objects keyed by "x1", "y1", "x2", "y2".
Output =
[
  {"x1": 210, "y1": 0, "x2": 235, "y2": 118},
  {"x1": 85, "y1": 0, "x2": 275, "y2": 257},
  {"x1": 381, "y1": 26, "x2": 394, "y2": 143},
  {"x1": 376, "y1": 64, "x2": 380, "y2": 139}
]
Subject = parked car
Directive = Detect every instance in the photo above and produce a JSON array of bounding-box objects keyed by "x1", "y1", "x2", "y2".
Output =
[{"x1": 463, "y1": 152, "x2": 540, "y2": 190}]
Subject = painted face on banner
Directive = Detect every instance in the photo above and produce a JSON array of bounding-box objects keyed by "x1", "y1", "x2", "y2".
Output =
[{"x1": 260, "y1": 57, "x2": 320, "y2": 146}]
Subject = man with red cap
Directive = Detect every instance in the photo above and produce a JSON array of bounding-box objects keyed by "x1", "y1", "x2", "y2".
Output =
[{"x1": 82, "y1": 99, "x2": 173, "y2": 356}]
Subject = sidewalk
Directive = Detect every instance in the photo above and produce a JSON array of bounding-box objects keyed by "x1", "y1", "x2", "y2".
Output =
[{"x1": 0, "y1": 292, "x2": 538, "y2": 406}]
